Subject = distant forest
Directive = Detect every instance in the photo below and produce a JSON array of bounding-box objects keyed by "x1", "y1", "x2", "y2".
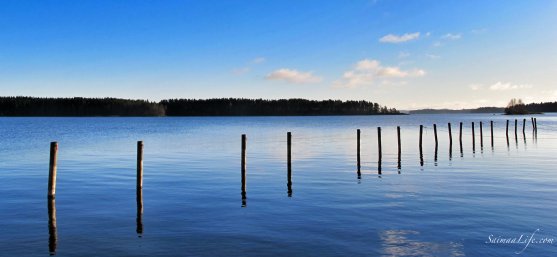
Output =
[
  {"x1": 0, "y1": 97, "x2": 400, "y2": 116},
  {"x1": 409, "y1": 102, "x2": 557, "y2": 114}
]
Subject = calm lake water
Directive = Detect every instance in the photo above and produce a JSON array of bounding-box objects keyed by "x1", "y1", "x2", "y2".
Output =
[{"x1": 1, "y1": 114, "x2": 556, "y2": 256}]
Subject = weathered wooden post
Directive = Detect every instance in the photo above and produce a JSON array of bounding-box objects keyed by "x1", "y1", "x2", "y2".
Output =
[
  {"x1": 514, "y1": 119, "x2": 518, "y2": 141},
  {"x1": 397, "y1": 126, "x2": 401, "y2": 170},
  {"x1": 287, "y1": 132, "x2": 292, "y2": 197},
  {"x1": 433, "y1": 124, "x2": 438, "y2": 147},
  {"x1": 506, "y1": 120, "x2": 509, "y2": 145},
  {"x1": 531, "y1": 117, "x2": 535, "y2": 131},
  {"x1": 48, "y1": 198, "x2": 57, "y2": 255},
  {"x1": 479, "y1": 121, "x2": 483, "y2": 148},
  {"x1": 419, "y1": 125, "x2": 424, "y2": 167},
  {"x1": 522, "y1": 119, "x2": 526, "y2": 138},
  {"x1": 448, "y1": 123, "x2": 452, "y2": 146},
  {"x1": 377, "y1": 127, "x2": 382, "y2": 174},
  {"x1": 534, "y1": 118, "x2": 537, "y2": 133},
  {"x1": 459, "y1": 122, "x2": 463, "y2": 145},
  {"x1": 472, "y1": 122, "x2": 476, "y2": 151},
  {"x1": 137, "y1": 141, "x2": 143, "y2": 190},
  {"x1": 357, "y1": 129, "x2": 361, "y2": 173},
  {"x1": 377, "y1": 127, "x2": 382, "y2": 161},
  {"x1": 419, "y1": 125, "x2": 423, "y2": 149},
  {"x1": 48, "y1": 142, "x2": 58, "y2": 199},
  {"x1": 490, "y1": 121, "x2": 494, "y2": 147},
  {"x1": 241, "y1": 134, "x2": 247, "y2": 204}
]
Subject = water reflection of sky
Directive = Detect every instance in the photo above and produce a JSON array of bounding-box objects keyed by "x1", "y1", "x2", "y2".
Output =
[{"x1": 379, "y1": 230, "x2": 464, "y2": 257}]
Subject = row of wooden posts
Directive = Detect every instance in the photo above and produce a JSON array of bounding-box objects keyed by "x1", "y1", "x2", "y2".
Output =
[
  {"x1": 44, "y1": 117, "x2": 538, "y2": 253},
  {"x1": 46, "y1": 118, "x2": 538, "y2": 200}
]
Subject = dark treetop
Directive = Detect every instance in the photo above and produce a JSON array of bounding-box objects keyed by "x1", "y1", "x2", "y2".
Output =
[{"x1": 0, "y1": 97, "x2": 400, "y2": 116}]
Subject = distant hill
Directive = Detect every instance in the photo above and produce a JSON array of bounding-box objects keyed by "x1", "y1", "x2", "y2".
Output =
[
  {"x1": 0, "y1": 97, "x2": 400, "y2": 116},
  {"x1": 409, "y1": 107, "x2": 504, "y2": 114},
  {"x1": 409, "y1": 101, "x2": 557, "y2": 114}
]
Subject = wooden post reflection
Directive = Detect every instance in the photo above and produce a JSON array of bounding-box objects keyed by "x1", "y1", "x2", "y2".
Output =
[
  {"x1": 287, "y1": 132, "x2": 292, "y2": 197},
  {"x1": 136, "y1": 188, "x2": 143, "y2": 236},
  {"x1": 48, "y1": 198, "x2": 57, "y2": 255},
  {"x1": 241, "y1": 134, "x2": 247, "y2": 207}
]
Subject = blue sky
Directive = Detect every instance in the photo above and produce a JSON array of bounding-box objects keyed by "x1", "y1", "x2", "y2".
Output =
[{"x1": 0, "y1": 0, "x2": 556, "y2": 109}]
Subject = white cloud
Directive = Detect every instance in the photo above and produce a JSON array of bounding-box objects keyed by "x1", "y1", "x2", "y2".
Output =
[
  {"x1": 379, "y1": 32, "x2": 420, "y2": 43},
  {"x1": 252, "y1": 57, "x2": 266, "y2": 64},
  {"x1": 441, "y1": 33, "x2": 462, "y2": 40},
  {"x1": 265, "y1": 68, "x2": 322, "y2": 84},
  {"x1": 333, "y1": 59, "x2": 425, "y2": 88},
  {"x1": 426, "y1": 53, "x2": 441, "y2": 59},
  {"x1": 489, "y1": 81, "x2": 532, "y2": 91}
]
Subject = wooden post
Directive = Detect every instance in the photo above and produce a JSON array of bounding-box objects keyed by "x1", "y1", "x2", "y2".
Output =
[
  {"x1": 377, "y1": 127, "x2": 382, "y2": 161},
  {"x1": 490, "y1": 121, "x2": 494, "y2": 147},
  {"x1": 472, "y1": 122, "x2": 475, "y2": 150},
  {"x1": 419, "y1": 125, "x2": 423, "y2": 149},
  {"x1": 534, "y1": 118, "x2": 537, "y2": 132},
  {"x1": 506, "y1": 120, "x2": 509, "y2": 144},
  {"x1": 48, "y1": 198, "x2": 57, "y2": 255},
  {"x1": 397, "y1": 126, "x2": 401, "y2": 170},
  {"x1": 48, "y1": 142, "x2": 58, "y2": 199},
  {"x1": 241, "y1": 134, "x2": 247, "y2": 204},
  {"x1": 479, "y1": 122, "x2": 483, "y2": 148},
  {"x1": 356, "y1": 129, "x2": 361, "y2": 173},
  {"x1": 459, "y1": 122, "x2": 463, "y2": 144},
  {"x1": 514, "y1": 119, "x2": 518, "y2": 141},
  {"x1": 433, "y1": 124, "x2": 438, "y2": 147},
  {"x1": 287, "y1": 132, "x2": 292, "y2": 197},
  {"x1": 531, "y1": 117, "x2": 535, "y2": 130},
  {"x1": 137, "y1": 141, "x2": 143, "y2": 190},
  {"x1": 522, "y1": 119, "x2": 526, "y2": 137},
  {"x1": 448, "y1": 123, "x2": 452, "y2": 146},
  {"x1": 419, "y1": 125, "x2": 423, "y2": 167}
]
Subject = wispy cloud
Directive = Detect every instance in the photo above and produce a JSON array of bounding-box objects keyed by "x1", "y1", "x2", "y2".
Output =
[
  {"x1": 398, "y1": 51, "x2": 410, "y2": 59},
  {"x1": 425, "y1": 53, "x2": 441, "y2": 59},
  {"x1": 233, "y1": 57, "x2": 266, "y2": 75},
  {"x1": 265, "y1": 68, "x2": 322, "y2": 84},
  {"x1": 232, "y1": 67, "x2": 250, "y2": 75},
  {"x1": 441, "y1": 33, "x2": 462, "y2": 40},
  {"x1": 471, "y1": 28, "x2": 487, "y2": 34},
  {"x1": 379, "y1": 32, "x2": 420, "y2": 43},
  {"x1": 333, "y1": 59, "x2": 425, "y2": 88},
  {"x1": 468, "y1": 84, "x2": 482, "y2": 91},
  {"x1": 252, "y1": 57, "x2": 266, "y2": 64},
  {"x1": 489, "y1": 81, "x2": 532, "y2": 91}
]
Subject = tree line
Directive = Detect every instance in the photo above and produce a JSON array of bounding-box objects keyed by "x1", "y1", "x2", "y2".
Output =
[{"x1": 0, "y1": 97, "x2": 400, "y2": 116}]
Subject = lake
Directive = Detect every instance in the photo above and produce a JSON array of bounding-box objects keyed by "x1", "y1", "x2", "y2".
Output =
[{"x1": 0, "y1": 114, "x2": 556, "y2": 256}]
